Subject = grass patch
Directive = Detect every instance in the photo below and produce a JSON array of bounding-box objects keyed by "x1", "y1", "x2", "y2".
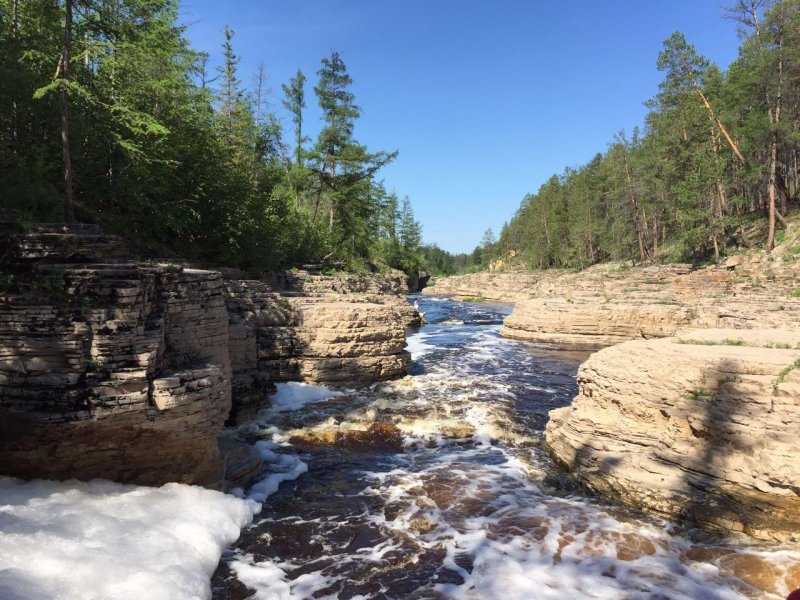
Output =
[
  {"x1": 687, "y1": 387, "x2": 713, "y2": 401},
  {"x1": 461, "y1": 296, "x2": 487, "y2": 303},
  {"x1": 85, "y1": 356, "x2": 105, "y2": 372},
  {"x1": 790, "y1": 290, "x2": 800, "y2": 297},
  {"x1": 773, "y1": 357, "x2": 800, "y2": 393},
  {"x1": 676, "y1": 337, "x2": 747, "y2": 346}
]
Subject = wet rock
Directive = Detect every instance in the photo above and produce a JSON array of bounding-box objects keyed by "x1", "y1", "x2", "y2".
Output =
[{"x1": 289, "y1": 422, "x2": 404, "y2": 452}]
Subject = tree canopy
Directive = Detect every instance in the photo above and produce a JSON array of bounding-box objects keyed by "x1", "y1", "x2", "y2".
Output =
[
  {"x1": 0, "y1": 0, "x2": 424, "y2": 276},
  {"x1": 492, "y1": 0, "x2": 800, "y2": 269}
]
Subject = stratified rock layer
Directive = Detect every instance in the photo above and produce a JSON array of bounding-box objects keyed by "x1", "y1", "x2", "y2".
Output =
[
  {"x1": 545, "y1": 329, "x2": 800, "y2": 541},
  {"x1": 0, "y1": 227, "x2": 232, "y2": 487},
  {"x1": 225, "y1": 275, "x2": 416, "y2": 422},
  {"x1": 427, "y1": 259, "x2": 800, "y2": 347},
  {"x1": 0, "y1": 224, "x2": 418, "y2": 485}
]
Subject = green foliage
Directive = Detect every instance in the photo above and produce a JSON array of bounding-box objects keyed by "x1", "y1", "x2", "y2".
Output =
[
  {"x1": 0, "y1": 1, "x2": 422, "y2": 278},
  {"x1": 461, "y1": 296, "x2": 487, "y2": 303},
  {"x1": 497, "y1": 1, "x2": 800, "y2": 268},
  {"x1": 0, "y1": 272, "x2": 15, "y2": 293},
  {"x1": 686, "y1": 387, "x2": 713, "y2": 401},
  {"x1": 774, "y1": 357, "x2": 800, "y2": 392}
]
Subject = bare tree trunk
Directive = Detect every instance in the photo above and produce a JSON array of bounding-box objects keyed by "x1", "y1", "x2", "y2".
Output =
[
  {"x1": 11, "y1": 0, "x2": 19, "y2": 150},
  {"x1": 311, "y1": 192, "x2": 321, "y2": 223},
  {"x1": 652, "y1": 216, "x2": 658, "y2": 260},
  {"x1": 252, "y1": 64, "x2": 266, "y2": 188},
  {"x1": 694, "y1": 86, "x2": 746, "y2": 164},
  {"x1": 767, "y1": 32, "x2": 783, "y2": 252},
  {"x1": 62, "y1": 0, "x2": 75, "y2": 224},
  {"x1": 623, "y1": 150, "x2": 647, "y2": 262}
]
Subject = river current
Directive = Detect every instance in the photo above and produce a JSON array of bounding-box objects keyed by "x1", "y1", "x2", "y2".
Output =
[{"x1": 213, "y1": 296, "x2": 799, "y2": 600}]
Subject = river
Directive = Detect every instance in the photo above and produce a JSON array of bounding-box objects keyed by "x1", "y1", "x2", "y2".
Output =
[{"x1": 212, "y1": 296, "x2": 799, "y2": 600}]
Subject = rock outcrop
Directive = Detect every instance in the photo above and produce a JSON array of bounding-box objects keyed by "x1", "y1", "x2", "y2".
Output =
[
  {"x1": 424, "y1": 271, "x2": 548, "y2": 303},
  {"x1": 0, "y1": 223, "x2": 419, "y2": 487},
  {"x1": 427, "y1": 258, "x2": 800, "y2": 348},
  {"x1": 225, "y1": 273, "x2": 416, "y2": 422},
  {"x1": 545, "y1": 329, "x2": 800, "y2": 541},
  {"x1": 501, "y1": 299, "x2": 719, "y2": 348},
  {"x1": 0, "y1": 225, "x2": 232, "y2": 488}
]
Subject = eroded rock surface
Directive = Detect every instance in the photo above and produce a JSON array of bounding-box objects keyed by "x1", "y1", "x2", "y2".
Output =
[
  {"x1": 225, "y1": 274, "x2": 416, "y2": 422},
  {"x1": 0, "y1": 226, "x2": 232, "y2": 487},
  {"x1": 545, "y1": 329, "x2": 800, "y2": 541}
]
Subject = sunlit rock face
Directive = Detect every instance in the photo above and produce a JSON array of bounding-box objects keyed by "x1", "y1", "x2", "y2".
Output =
[
  {"x1": 423, "y1": 271, "x2": 547, "y2": 303},
  {"x1": 501, "y1": 300, "x2": 719, "y2": 348},
  {"x1": 224, "y1": 272, "x2": 417, "y2": 423},
  {"x1": 545, "y1": 328, "x2": 800, "y2": 541},
  {"x1": 0, "y1": 225, "x2": 232, "y2": 488},
  {"x1": 428, "y1": 260, "x2": 800, "y2": 348}
]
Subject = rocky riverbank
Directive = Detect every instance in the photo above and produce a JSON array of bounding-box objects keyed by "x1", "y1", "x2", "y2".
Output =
[
  {"x1": 425, "y1": 233, "x2": 800, "y2": 540},
  {"x1": 546, "y1": 328, "x2": 800, "y2": 542},
  {"x1": 0, "y1": 223, "x2": 417, "y2": 489},
  {"x1": 426, "y1": 256, "x2": 800, "y2": 348}
]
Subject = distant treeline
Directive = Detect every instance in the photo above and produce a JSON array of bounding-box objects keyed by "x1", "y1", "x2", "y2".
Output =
[
  {"x1": 494, "y1": 1, "x2": 800, "y2": 269},
  {"x1": 0, "y1": 0, "x2": 425, "y2": 276}
]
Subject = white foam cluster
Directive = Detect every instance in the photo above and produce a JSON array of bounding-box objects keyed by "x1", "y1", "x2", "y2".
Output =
[
  {"x1": 247, "y1": 440, "x2": 308, "y2": 502},
  {"x1": 230, "y1": 554, "x2": 336, "y2": 600},
  {"x1": 268, "y1": 381, "x2": 344, "y2": 411},
  {"x1": 0, "y1": 478, "x2": 258, "y2": 600},
  {"x1": 405, "y1": 330, "x2": 436, "y2": 359}
]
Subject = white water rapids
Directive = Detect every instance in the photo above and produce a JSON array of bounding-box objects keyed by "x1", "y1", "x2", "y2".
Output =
[{"x1": 213, "y1": 296, "x2": 799, "y2": 600}]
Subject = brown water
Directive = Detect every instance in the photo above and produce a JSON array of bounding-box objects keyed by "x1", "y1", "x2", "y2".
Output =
[{"x1": 213, "y1": 297, "x2": 800, "y2": 600}]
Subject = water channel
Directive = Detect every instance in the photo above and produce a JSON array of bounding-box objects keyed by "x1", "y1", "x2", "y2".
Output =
[{"x1": 213, "y1": 296, "x2": 798, "y2": 600}]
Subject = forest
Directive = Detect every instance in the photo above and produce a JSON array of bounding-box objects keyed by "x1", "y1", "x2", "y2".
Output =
[
  {"x1": 494, "y1": 0, "x2": 800, "y2": 269},
  {"x1": 0, "y1": 0, "x2": 431, "y2": 276},
  {"x1": 2, "y1": 1, "x2": 798, "y2": 277}
]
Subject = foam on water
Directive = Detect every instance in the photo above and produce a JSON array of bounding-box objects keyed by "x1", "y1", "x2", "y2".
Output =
[
  {"x1": 406, "y1": 330, "x2": 436, "y2": 359},
  {"x1": 269, "y1": 382, "x2": 345, "y2": 411},
  {"x1": 0, "y1": 478, "x2": 258, "y2": 600},
  {"x1": 213, "y1": 295, "x2": 800, "y2": 599}
]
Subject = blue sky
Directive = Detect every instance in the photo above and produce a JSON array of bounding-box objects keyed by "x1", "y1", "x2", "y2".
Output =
[{"x1": 179, "y1": 1, "x2": 741, "y2": 253}]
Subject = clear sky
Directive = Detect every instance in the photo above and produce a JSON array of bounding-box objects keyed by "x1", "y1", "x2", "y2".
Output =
[{"x1": 179, "y1": 1, "x2": 742, "y2": 254}]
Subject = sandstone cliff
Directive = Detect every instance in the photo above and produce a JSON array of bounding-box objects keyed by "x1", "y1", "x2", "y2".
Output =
[
  {"x1": 225, "y1": 273, "x2": 416, "y2": 423},
  {"x1": 545, "y1": 329, "x2": 800, "y2": 541},
  {"x1": 0, "y1": 224, "x2": 418, "y2": 488},
  {"x1": 0, "y1": 225, "x2": 232, "y2": 487}
]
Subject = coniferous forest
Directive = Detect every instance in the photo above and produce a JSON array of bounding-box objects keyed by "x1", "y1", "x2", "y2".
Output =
[
  {"x1": 494, "y1": 1, "x2": 800, "y2": 269},
  {"x1": 0, "y1": 0, "x2": 426, "y2": 275},
  {"x1": 1, "y1": 1, "x2": 799, "y2": 275}
]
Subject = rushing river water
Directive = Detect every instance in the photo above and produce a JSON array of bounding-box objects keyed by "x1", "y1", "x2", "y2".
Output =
[{"x1": 213, "y1": 296, "x2": 799, "y2": 600}]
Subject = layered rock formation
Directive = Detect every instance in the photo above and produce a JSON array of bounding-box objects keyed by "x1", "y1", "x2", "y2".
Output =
[
  {"x1": 545, "y1": 329, "x2": 800, "y2": 541},
  {"x1": 424, "y1": 271, "x2": 547, "y2": 303},
  {"x1": 0, "y1": 225, "x2": 231, "y2": 487},
  {"x1": 426, "y1": 257, "x2": 800, "y2": 347},
  {"x1": 0, "y1": 223, "x2": 423, "y2": 488},
  {"x1": 225, "y1": 273, "x2": 417, "y2": 422},
  {"x1": 502, "y1": 300, "x2": 719, "y2": 348}
]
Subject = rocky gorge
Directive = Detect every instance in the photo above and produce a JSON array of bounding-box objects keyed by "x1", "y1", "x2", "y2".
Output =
[
  {"x1": 425, "y1": 233, "x2": 800, "y2": 542},
  {"x1": 0, "y1": 223, "x2": 417, "y2": 489}
]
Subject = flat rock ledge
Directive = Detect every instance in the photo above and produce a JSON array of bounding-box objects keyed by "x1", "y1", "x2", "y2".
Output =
[
  {"x1": 545, "y1": 328, "x2": 800, "y2": 542},
  {"x1": 427, "y1": 260, "x2": 800, "y2": 348}
]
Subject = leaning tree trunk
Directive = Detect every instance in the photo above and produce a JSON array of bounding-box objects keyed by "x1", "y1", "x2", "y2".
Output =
[{"x1": 61, "y1": 0, "x2": 75, "y2": 224}]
